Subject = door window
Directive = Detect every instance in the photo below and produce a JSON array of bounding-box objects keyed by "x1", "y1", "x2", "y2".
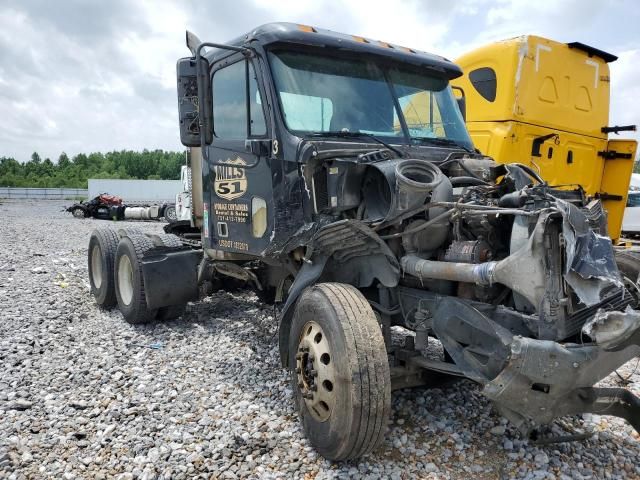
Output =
[{"x1": 213, "y1": 60, "x2": 267, "y2": 139}]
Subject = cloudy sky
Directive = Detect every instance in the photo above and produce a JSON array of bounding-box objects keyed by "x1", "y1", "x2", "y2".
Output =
[{"x1": 1, "y1": 0, "x2": 638, "y2": 162}]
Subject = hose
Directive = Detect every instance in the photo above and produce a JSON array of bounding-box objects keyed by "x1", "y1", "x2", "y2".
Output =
[
  {"x1": 379, "y1": 209, "x2": 454, "y2": 240},
  {"x1": 400, "y1": 254, "x2": 496, "y2": 284},
  {"x1": 450, "y1": 176, "x2": 490, "y2": 187}
]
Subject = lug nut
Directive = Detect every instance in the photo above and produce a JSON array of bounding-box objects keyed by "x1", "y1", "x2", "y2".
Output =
[{"x1": 310, "y1": 384, "x2": 317, "y2": 391}]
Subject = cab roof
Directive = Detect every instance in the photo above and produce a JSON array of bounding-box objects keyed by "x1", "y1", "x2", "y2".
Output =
[{"x1": 206, "y1": 22, "x2": 463, "y2": 79}]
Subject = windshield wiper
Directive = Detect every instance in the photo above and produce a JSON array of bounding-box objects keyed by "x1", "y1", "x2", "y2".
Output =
[
  {"x1": 412, "y1": 136, "x2": 473, "y2": 153},
  {"x1": 308, "y1": 131, "x2": 404, "y2": 158}
]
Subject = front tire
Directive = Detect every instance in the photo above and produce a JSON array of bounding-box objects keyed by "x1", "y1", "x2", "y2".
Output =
[
  {"x1": 114, "y1": 235, "x2": 158, "y2": 324},
  {"x1": 164, "y1": 205, "x2": 177, "y2": 223},
  {"x1": 72, "y1": 207, "x2": 87, "y2": 218},
  {"x1": 289, "y1": 283, "x2": 391, "y2": 460}
]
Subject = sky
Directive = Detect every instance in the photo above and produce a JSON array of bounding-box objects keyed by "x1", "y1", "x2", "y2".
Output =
[{"x1": 0, "y1": 0, "x2": 638, "y2": 162}]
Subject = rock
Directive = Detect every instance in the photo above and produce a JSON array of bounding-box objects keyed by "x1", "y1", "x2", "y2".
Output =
[
  {"x1": 8, "y1": 399, "x2": 33, "y2": 411},
  {"x1": 534, "y1": 452, "x2": 550, "y2": 465}
]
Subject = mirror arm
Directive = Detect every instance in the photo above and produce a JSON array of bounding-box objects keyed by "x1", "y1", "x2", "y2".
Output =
[{"x1": 194, "y1": 42, "x2": 261, "y2": 169}]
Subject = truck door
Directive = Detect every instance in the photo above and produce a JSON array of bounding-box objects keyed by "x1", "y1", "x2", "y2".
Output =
[
  {"x1": 206, "y1": 54, "x2": 274, "y2": 255},
  {"x1": 599, "y1": 139, "x2": 638, "y2": 242}
]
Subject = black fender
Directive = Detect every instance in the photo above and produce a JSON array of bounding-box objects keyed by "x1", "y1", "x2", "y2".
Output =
[{"x1": 278, "y1": 255, "x2": 327, "y2": 367}]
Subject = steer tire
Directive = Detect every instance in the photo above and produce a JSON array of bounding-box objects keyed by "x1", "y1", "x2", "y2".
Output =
[
  {"x1": 289, "y1": 283, "x2": 391, "y2": 461},
  {"x1": 88, "y1": 228, "x2": 119, "y2": 308},
  {"x1": 72, "y1": 207, "x2": 87, "y2": 219},
  {"x1": 615, "y1": 249, "x2": 640, "y2": 284},
  {"x1": 165, "y1": 205, "x2": 178, "y2": 224},
  {"x1": 114, "y1": 234, "x2": 158, "y2": 324}
]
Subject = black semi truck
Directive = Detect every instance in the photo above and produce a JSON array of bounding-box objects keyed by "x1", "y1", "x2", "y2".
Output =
[{"x1": 87, "y1": 23, "x2": 640, "y2": 460}]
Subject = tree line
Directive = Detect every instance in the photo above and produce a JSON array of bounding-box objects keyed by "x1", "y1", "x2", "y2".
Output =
[{"x1": 0, "y1": 150, "x2": 185, "y2": 189}]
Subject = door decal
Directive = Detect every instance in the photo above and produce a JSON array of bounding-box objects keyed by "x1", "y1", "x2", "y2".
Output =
[{"x1": 214, "y1": 157, "x2": 247, "y2": 200}]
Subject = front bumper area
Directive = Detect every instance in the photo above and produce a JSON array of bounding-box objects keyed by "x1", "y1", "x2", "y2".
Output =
[
  {"x1": 432, "y1": 298, "x2": 640, "y2": 436},
  {"x1": 483, "y1": 335, "x2": 640, "y2": 435}
]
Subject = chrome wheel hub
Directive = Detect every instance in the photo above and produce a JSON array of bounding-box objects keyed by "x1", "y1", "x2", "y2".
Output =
[{"x1": 296, "y1": 321, "x2": 336, "y2": 422}]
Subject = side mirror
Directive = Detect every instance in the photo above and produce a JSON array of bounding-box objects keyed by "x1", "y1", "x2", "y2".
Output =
[
  {"x1": 177, "y1": 57, "x2": 212, "y2": 147},
  {"x1": 452, "y1": 86, "x2": 466, "y2": 122}
]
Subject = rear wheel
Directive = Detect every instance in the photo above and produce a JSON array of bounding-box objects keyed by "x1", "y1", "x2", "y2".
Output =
[
  {"x1": 114, "y1": 235, "x2": 158, "y2": 324},
  {"x1": 88, "y1": 228, "x2": 119, "y2": 308},
  {"x1": 289, "y1": 283, "x2": 391, "y2": 460}
]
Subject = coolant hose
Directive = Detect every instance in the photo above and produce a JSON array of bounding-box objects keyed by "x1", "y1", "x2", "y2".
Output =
[
  {"x1": 419, "y1": 175, "x2": 453, "y2": 252},
  {"x1": 400, "y1": 254, "x2": 497, "y2": 285}
]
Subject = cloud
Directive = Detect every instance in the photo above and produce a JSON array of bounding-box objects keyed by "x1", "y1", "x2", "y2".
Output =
[{"x1": 0, "y1": 0, "x2": 637, "y2": 161}]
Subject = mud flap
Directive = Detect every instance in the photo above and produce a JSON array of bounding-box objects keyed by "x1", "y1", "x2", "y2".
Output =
[{"x1": 141, "y1": 248, "x2": 201, "y2": 309}]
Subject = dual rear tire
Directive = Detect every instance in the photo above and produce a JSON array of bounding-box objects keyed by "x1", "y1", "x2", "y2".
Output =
[{"x1": 87, "y1": 229, "x2": 186, "y2": 323}]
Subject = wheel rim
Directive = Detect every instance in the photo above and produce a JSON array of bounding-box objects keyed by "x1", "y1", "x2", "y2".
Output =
[
  {"x1": 90, "y1": 245, "x2": 103, "y2": 289},
  {"x1": 72, "y1": 208, "x2": 84, "y2": 218},
  {"x1": 117, "y1": 254, "x2": 134, "y2": 306},
  {"x1": 165, "y1": 207, "x2": 176, "y2": 221},
  {"x1": 296, "y1": 321, "x2": 336, "y2": 422}
]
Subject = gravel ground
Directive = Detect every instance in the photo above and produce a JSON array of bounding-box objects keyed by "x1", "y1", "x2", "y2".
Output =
[{"x1": 0, "y1": 199, "x2": 639, "y2": 480}]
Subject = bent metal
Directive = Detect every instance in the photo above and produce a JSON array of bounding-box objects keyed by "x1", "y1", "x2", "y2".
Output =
[{"x1": 86, "y1": 23, "x2": 640, "y2": 461}]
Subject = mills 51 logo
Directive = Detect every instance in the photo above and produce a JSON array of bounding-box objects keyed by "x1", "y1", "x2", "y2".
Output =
[{"x1": 214, "y1": 157, "x2": 247, "y2": 200}]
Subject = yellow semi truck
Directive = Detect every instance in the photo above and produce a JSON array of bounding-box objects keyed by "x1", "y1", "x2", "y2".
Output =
[{"x1": 451, "y1": 35, "x2": 637, "y2": 242}]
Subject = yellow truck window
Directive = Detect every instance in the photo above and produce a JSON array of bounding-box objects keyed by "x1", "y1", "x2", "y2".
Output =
[{"x1": 468, "y1": 67, "x2": 497, "y2": 102}]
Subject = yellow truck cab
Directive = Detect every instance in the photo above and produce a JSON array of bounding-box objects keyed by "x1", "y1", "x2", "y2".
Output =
[{"x1": 451, "y1": 35, "x2": 637, "y2": 241}]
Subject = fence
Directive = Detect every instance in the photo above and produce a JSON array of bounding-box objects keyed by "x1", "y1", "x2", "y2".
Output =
[
  {"x1": 0, "y1": 187, "x2": 88, "y2": 200},
  {"x1": 88, "y1": 179, "x2": 181, "y2": 202}
]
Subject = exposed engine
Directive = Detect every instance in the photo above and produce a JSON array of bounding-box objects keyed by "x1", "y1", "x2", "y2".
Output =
[{"x1": 305, "y1": 151, "x2": 628, "y2": 343}]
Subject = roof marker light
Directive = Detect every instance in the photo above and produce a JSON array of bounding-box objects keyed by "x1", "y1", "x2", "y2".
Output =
[
  {"x1": 298, "y1": 24, "x2": 317, "y2": 33},
  {"x1": 352, "y1": 35, "x2": 370, "y2": 43}
]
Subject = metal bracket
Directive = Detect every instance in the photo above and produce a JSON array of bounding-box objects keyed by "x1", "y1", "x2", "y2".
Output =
[{"x1": 598, "y1": 150, "x2": 633, "y2": 160}]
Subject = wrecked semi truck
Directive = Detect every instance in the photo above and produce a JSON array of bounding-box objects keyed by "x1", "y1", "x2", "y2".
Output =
[{"x1": 87, "y1": 23, "x2": 640, "y2": 460}]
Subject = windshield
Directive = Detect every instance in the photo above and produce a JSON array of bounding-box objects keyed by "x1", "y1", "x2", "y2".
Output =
[{"x1": 268, "y1": 49, "x2": 473, "y2": 150}]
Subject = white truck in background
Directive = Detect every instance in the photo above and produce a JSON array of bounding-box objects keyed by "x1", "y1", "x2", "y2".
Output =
[
  {"x1": 165, "y1": 164, "x2": 192, "y2": 224},
  {"x1": 622, "y1": 173, "x2": 640, "y2": 235}
]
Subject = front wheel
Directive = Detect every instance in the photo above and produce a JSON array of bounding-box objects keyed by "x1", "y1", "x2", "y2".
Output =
[
  {"x1": 72, "y1": 207, "x2": 87, "y2": 218},
  {"x1": 289, "y1": 283, "x2": 391, "y2": 460},
  {"x1": 164, "y1": 205, "x2": 177, "y2": 223}
]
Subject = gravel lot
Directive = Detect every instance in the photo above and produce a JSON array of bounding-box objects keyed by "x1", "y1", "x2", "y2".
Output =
[{"x1": 0, "y1": 199, "x2": 639, "y2": 479}]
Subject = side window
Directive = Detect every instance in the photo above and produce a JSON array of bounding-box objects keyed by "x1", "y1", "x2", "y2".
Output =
[
  {"x1": 627, "y1": 193, "x2": 640, "y2": 207},
  {"x1": 213, "y1": 60, "x2": 267, "y2": 139},
  {"x1": 469, "y1": 67, "x2": 497, "y2": 102}
]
